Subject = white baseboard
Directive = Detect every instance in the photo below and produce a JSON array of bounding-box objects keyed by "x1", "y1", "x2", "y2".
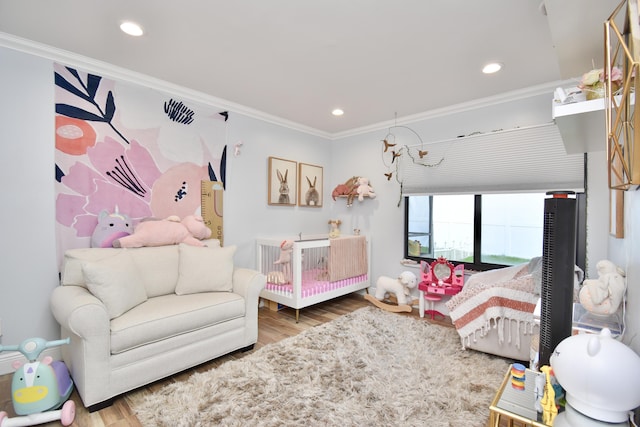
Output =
[{"x1": 0, "y1": 348, "x2": 62, "y2": 376}]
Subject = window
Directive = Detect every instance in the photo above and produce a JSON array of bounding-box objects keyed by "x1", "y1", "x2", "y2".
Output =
[{"x1": 405, "y1": 193, "x2": 585, "y2": 271}]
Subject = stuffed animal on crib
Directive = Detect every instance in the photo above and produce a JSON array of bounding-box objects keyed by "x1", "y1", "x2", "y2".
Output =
[
  {"x1": 91, "y1": 207, "x2": 132, "y2": 248},
  {"x1": 356, "y1": 176, "x2": 376, "y2": 202},
  {"x1": 579, "y1": 259, "x2": 626, "y2": 316},
  {"x1": 328, "y1": 219, "x2": 342, "y2": 238},
  {"x1": 273, "y1": 239, "x2": 294, "y2": 283},
  {"x1": 374, "y1": 271, "x2": 417, "y2": 305},
  {"x1": 112, "y1": 214, "x2": 212, "y2": 248}
]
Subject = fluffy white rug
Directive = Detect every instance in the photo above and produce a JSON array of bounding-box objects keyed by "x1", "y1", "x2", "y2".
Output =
[{"x1": 131, "y1": 306, "x2": 509, "y2": 426}]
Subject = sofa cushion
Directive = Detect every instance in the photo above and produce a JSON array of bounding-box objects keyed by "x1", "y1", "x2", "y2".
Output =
[
  {"x1": 175, "y1": 244, "x2": 236, "y2": 295},
  {"x1": 127, "y1": 245, "x2": 181, "y2": 297},
  {"x1": 109, "y1": 292, "x2": 244, "y2": 354},
  {"x1": 82, "y1": 252, "x2": 148, "y2": 319},
  {"x1": 62, "y1": 247, "x2": 122, "y2": 288}
]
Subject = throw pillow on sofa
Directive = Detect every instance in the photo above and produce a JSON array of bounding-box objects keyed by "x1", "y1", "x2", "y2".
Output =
[
  {"x1": 175, "y1": 243, "x2": 237, "y2": 295},
  {"x1": 82, "y1": 251, "x2": 148, "y2": 319}
]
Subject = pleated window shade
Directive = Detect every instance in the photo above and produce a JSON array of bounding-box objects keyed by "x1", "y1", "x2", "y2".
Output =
[{"x1": 398, "y1": 123, "x2": 585, "y2": 195}]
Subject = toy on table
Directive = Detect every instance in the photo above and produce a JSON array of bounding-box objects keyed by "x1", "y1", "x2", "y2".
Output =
[
  {"x1": 365, "y1": 271, "x2": 418, "y2": 313},
  {"x1": 90, "y1": 206, "x2": 132, "y2": 248},
  {"x1": 328, "y1": 219, "x2": 342, "y2": 238},
  {"x1": 540, "y1": 365, "x2": 558, "y2": 426},
  {"x1": 112, "y1": 214, "x2": 212, "y2": 248},
  {"x1": 0, "y1": 337, "x2": 75, "y2": 427}
]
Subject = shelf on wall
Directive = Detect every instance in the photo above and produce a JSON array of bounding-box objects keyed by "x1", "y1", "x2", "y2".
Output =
[{"x1": 552, "y1": 92, "x2": 635, "y2": 154}]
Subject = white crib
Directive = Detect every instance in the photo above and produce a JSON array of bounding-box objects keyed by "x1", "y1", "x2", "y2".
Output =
[{"x1": 256, "y1": 235, "x2": 371, "y2": 321}]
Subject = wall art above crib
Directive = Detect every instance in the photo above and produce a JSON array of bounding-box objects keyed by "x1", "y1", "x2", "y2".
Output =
[
  {"x1": 298, "y1": 162, "x2": 323, "y2": 207},
  {"x1": 268, "y1": 157, "x2": 297, "y2": 206}
]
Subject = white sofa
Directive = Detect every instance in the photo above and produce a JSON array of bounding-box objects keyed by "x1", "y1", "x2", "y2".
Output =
[{"x1": 50, "y1": 240, "x2": 265, "y2": 411}]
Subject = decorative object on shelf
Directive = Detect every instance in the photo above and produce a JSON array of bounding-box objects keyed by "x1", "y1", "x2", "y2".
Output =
[
  {"x1": 605, "y1": 1, "x2": 639, "y2": 191},
  {"x1": 328, "y1": 219, "x2": 342, "y2": 238},
  {"x1": 355, "y1": 176, "x2": 375, "y2": 201},
  {"x1": 578, "y1": 66, "x2": 622, "y2": 100},
  {"x1": 330, "y1": 176, "x2": 359, "y2": 206},
  {"x1": 268, "y1": 157, "x2": 297, "y2": 206},
  {"x1": 298, "y1": 162, "x2": 323, "y2": 207},
  {"x1": 365, "y1": 271, "x2": 418, "y2": 313},
  {"x1": 579, "y1": 259, "x2": 626, "y2": 316},
  {"x1": 380, "y1": 113, "x2": 444, "y2": 207}
]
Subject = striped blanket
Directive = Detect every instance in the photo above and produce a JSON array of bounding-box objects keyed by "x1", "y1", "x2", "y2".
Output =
[{"x1": 446, "y1": 264, "x2": 538, "y2": 350}]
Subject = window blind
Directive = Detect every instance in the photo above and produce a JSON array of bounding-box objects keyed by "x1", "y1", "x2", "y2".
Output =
[{"x1": 398, "y1": 123, "x2": 585, "y2": 195}]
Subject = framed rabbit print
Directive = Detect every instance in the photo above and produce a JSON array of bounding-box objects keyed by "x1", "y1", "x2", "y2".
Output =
[
  {"x1": 298, "y1": 163, "x2": 323, "y2": 207},
  {"x1": 268, "y1": 157, "x2": 297, "y2": 206}
]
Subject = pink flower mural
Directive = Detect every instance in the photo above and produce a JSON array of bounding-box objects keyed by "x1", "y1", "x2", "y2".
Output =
[{"x1": 54, "y1": 63, "x2": 227, "y2": 257}]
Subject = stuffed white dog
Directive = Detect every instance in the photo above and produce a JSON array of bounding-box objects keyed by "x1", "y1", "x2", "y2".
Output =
[
  {"x1": 579, "y1": 259, "x2": 626, "y2": 316},
  {"x1": 374, "y1": 271, "x2": 418, "y2": 305}
]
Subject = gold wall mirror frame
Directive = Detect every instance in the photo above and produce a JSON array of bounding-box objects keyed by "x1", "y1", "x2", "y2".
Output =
[{"x1": 605, "y1": 0, "x2": 640, "y2": 191}]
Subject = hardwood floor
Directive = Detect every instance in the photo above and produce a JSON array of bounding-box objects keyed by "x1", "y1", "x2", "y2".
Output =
[{"x1": 0, "y1": 294, "x2": 457, "y2": 426}]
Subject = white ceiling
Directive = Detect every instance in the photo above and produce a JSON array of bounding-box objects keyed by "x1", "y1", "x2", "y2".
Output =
[{"x1": 0, "y1": 0, "x2": 623, "y2": 136}]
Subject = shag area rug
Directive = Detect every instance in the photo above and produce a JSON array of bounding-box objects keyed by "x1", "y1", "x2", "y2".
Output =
[{"x1": 131, "y1": 307, "x2": 509, "y2": 427}]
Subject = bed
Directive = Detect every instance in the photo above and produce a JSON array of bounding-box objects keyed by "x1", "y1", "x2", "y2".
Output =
[
  {"x1": 445, "y1": 258, "x2": 583, "y2": 362},
  {"x1": 256, "y1": 235, "x2": 371, "y2": 321}
]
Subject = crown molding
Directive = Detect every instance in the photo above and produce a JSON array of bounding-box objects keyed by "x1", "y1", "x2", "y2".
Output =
[
  {"x1": 0, "y1": 31, "x2": 570, "y2": 142},
  {"x1": 0, "y1": 32, "x2": 332, "y2": 140},
  {"x1": 333, "y1": 80, "x2": 575, "y2": 140}
]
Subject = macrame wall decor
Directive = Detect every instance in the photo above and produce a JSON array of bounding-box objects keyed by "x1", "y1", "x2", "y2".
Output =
[{"x1": 380, "y1": 115, "x2": 444, "y2": 206}]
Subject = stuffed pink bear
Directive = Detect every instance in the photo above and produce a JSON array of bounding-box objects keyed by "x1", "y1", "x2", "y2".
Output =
[{"x1": 112, "y1": 215, "x2": 212, "y2": 248}]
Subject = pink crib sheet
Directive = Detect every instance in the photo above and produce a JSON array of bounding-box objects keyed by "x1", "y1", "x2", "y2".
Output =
[{"x1": 265, "y1": 268, "x2": 368, "y2": 298}]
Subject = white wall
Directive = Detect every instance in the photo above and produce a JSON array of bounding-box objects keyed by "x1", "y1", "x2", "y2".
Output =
[
  {"x1": 612, "y1": 190, "x2": 640, "y2": 354},
  {"x1": 0, "y1": 47, "x2": 59, "y2": 345},
  {"x1": 1, "y1": 43, "x2": 638, "y2": 364},
  {"x1": 224, "y1": 113, "x2": 333, "y2": 268}
]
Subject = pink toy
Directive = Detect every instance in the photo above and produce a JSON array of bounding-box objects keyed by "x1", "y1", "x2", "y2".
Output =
[
  {"x1": 273, "y1": 240, "x2": 294, "y2": 283},
  {"x1": 112, "y1": 215, "x2": 212, "y2": 248}
]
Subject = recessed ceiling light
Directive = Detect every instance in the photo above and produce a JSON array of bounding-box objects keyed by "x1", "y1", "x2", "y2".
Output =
[
  {"x1": 332, "y1": 108, "x2": 344, "y2": 116},
  {"x1": 482, "y1": 62, "x2": 503, "y2": 74},
  {"x1": 120, "y1": 21, "x2": 144, "y2": 36}
]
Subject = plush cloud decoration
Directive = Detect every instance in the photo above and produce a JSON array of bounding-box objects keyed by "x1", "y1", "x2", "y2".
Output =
[{"x1": 579, "y1": 259, "x2": 626, "y2": 316}]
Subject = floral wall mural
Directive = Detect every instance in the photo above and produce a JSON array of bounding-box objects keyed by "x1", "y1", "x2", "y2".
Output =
[{"x1": 54, "y1": 63, "x2": 227, "y2": 261}]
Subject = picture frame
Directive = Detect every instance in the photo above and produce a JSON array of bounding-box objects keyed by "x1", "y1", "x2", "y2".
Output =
[
  {"x1": 298, "y1": 162, "x2": 323, "y2": 207},
  {"x1": 268, "y1": 157, "x2": 297, "y2": 206}
]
